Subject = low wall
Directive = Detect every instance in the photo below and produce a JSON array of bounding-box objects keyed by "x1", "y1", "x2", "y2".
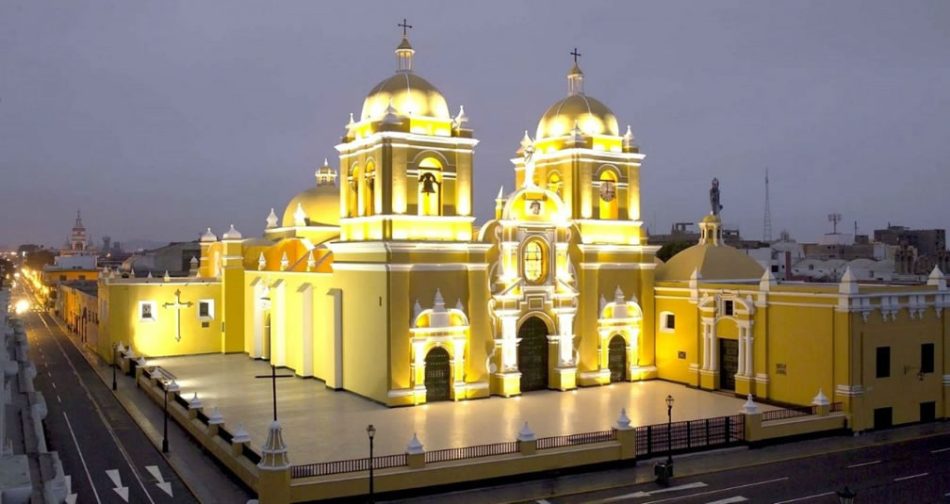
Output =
[{"x1": 133, "y1": 364, "x2": 261, "y2": 491}]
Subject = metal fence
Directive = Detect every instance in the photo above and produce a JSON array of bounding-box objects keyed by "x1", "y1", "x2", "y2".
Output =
[
  {"x1": 536, "y1": 430, "x2": 616, "y2": 450},
  {"x1": 635, "y1": 414, "x2": 744, "y2": 457},
  {"x1": 291, "y1": 454, "x2": 408, "y2": 479},
  {"x1": 761, "y1": 405, "x2": 814, "y2": 422},
  {"x1": 424, "y1": 441, "x2": 518, "y2": 464}
]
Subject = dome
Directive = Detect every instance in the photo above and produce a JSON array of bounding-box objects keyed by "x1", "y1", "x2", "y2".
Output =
[
  {"x1": 282, "y1": 185, "x2": 339, "y2": 227},
  {"x1": 361, "y1": 72, "x2": 450, "y2": 121},
  {"x1": 282, "y1": 162, "x2": 340, "y2": 227},
  {"x1": 655, "y1": 243, "x2": 764, "y2": 283},
  {"x1": 536, "y1": 94, "x2": 620, "y2": 140}
]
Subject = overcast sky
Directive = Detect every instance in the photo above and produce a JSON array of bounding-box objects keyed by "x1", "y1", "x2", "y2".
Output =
[{"x1": 1, "y1": 1, "x2": 948, "y2": 249}]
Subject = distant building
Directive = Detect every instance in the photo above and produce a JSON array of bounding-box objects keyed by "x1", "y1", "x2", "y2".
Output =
[
  {"x1": 875, "y1": 225, "x2": 950, "y2": 276},
  {"x1": 121, "y1": 241, "x2": 201, "y2": 276}
]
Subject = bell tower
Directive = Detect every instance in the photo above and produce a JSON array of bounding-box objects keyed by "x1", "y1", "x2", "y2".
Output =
[{"x1": 335, "y1": 26, "x2": 478, "y2": 242}]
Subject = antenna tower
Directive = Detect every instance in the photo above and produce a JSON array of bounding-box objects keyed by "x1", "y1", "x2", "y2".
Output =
[{"x1": 763, "y1": 168, "x2": 773, "y2": 242}]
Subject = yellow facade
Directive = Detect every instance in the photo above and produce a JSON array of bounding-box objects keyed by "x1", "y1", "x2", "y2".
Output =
[{"x1": 87, "y1": 34, "x2": 948, "y2": 432}]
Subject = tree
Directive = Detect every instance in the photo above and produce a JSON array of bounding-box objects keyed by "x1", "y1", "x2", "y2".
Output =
[{"x1": 656, "y1": 241, "x2": 693, "y2": 262}]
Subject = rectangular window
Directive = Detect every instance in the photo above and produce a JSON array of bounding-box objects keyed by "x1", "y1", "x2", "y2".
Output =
[
  {"x1": 876, "y1": 347, "x2": 890, "y2": 378},
  {"x1": 873, "y1": 407, "x2": 892, "y2": 429},
  {"x1": 139, "y1": 301, "x2": 156, "y2": 321},
  {"x1": 661, "y1": 312, "x2": 676, "y2": 331},
  {"x1": 198, "y1": 300, "x2": 214, "y2": 320},
  {"x1": 724, "y1": 300, "x2": 734, "y2": 316},
  {"x1": 921, "y1": 343, "x2": 934, "y2": 374}
]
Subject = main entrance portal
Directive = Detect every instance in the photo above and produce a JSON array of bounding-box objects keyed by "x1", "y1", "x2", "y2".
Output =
[
  {"x1": 719, "y1": 338, "x2": 738, "y2": 391},
  {"x1": 424, "y1": 347, "x2": 451, "y2": 402},
  {"x1": 518, "y1": 317, "x2": 549, "y2": 392},
  {"x1": 608, "y1": 336, "x2": 626, "y2": 382}
]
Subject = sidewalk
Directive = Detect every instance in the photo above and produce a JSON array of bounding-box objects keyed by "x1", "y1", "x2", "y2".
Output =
[
  {"x1": 49, "y1": 314, "x2": 254, "y2": 504},
  {"x1": 390, "y1": 421, "x2": 950, "y2": 503}
]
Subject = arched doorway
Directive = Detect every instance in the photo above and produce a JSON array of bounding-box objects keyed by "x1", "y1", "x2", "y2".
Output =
[
  {"x1": 608, "y1": 335, "x2": 626, "y2": 383},
  {"x1": 263, "y1": 312, "x2": 272, "y2": 360},
  {"x1": 424, "y1": 347, "x2": 451, "y2": 402},
  {"x1": 518, "y1": 317, "x2": 550, "y2": 392}
]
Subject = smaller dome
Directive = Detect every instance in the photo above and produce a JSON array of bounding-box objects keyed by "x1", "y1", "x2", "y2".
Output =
[
  {"x1": 222, "y1": 224, "x2": 242, "y2": 240},
  {"x1": 655, "y1": 243, "x2": 764, "y2": 282},
  {"x1": 536, "y1": 94, "x2": 619, "y2": 140},
  {"x1": 200, "y1": 227, "x2": 217, "y2": 242}
]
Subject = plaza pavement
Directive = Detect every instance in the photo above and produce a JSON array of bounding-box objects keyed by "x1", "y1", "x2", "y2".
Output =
[{"x1": 148, "y1": 354, "x2": 780, "y2": 463}]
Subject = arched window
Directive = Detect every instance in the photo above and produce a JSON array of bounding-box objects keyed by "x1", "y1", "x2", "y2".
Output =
[
  {"x1": 417, "y1": 157, "x2": 443, "y2": 216},
  {"x1": 347, "y1": 164, "x2": 359, "y2": 217},
  {"x1": 598, "y1": 169, "x2": 618, "y2": 220},
  {"x1": 361, "y1": 161, "x2": 376, "y2": 216},
  {"x1": 522, "y1": 239, "x2": 547, "y2": 284},
  {"x1": 547, "y1": 172, "x2": 563, "y2": 197}
]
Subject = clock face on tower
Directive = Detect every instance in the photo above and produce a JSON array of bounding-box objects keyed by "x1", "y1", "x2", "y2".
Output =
[{"x1": 600, "y1": 181, "x2": 616, "y2": 202}]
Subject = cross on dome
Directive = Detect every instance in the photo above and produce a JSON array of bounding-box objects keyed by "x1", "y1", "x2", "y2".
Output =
[
  {"x1": 398, "y1": 18, "x2": 413, "y2": 36},
  {"x1": 570, "y1": 47, "x2": 582, "y2": 64}
]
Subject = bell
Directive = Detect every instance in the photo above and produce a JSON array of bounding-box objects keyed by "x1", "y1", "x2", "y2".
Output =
[{"x1": 420, "y1": 173, "x2": 438, "y2": 194}]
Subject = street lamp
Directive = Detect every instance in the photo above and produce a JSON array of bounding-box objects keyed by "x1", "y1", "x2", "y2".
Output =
[
  {"x1": 111, "y1": 343, "x2": 119, "y2": 391},
  {"x1": 836, "y1": 487, "x2": 857, "y2": 504},
  {"x1": 654, "y1": 394, "x2": 675, "y2": 485},
  {"x1": 162, "y1": 379, "x2": 180, "y2": 453},
  {"x1": 366, "y1": 424, "x2": 376, "y2": 503},
  {"x1": 666, "y1": 394, "x2": 674, "y2": 466}
]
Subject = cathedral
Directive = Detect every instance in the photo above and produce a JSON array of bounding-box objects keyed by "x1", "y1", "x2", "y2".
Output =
[{"x1": 96, "y1": 32, "x2": 948, "y2": 432}]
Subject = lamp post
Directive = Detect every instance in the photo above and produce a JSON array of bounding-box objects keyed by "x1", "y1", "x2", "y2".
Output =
[
  {"x1": 654, "y1": 394, "x2": 675, "y2": 485},
  {"x1": 366, "y1": 424, "x2": 376, "y2": 503},
  {"x1": 666, "y1": 394, "x2": 674, "y2": 466},
  {"x1": 162, "y1": 379, "x2": 179, "y2": 453},
  {"x1": 836, "y1": 486, "x2": 857, "y2": 503},
  {"x1": 111, "y1": 343, "x2": 118, "y2": 391}
]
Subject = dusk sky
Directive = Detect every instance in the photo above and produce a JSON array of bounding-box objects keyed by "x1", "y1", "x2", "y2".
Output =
[{"x1": 1, "y1": 1, "x2": 948, "y2": 249}]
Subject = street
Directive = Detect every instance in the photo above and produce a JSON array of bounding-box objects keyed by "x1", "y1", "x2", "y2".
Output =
[
  {"x1": 547, "y1": 433, "x2": 950, "y2": 503},
  {"x1": 16, "y1": 282, "x2": 197, "y2": 504}
]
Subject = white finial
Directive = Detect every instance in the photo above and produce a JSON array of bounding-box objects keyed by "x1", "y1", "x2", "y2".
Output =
[
  {"x1": 742, "y1": 394, "x2": 758, "y2": 414},
  {"x1": 760, "y1": 268, "x2": 776, "y2": 291},
  {"x1": 839, "y1": 266, "x2": 858, "y2": 294},
  {"x1": 280, "y1": 252, "x2": 289, "y2": 271},
  {"x1": 200, "y1": 227, "x2": 218, "y2": 242},
  {"x1": 496, "y1": 186, "x2": 505, "y2": 200},
  {"x1": 258, "y1": 252, "x2": 266, "y2": 271},
  {"x1": 454, "y1": 105, "x2": 467, "y2": 127},
  {"x1": 146, "y1": 271, "x2": 153, "y2": 280},
  {"x1": 455, "y1": 298, "x2": 464, "y2": 312},
  {"x1": 623, "y1": 125, "x2": 634, "y2": 148},
  {"x1": 306, "y1": 251, "x2": 316, "y2": 271},
  {"x1": 614, "y1": 286, "x2": 625, "y2": 302},
  {"x1": 571, "y1": 120, "x2": 584, "y2": 141},
  {"x1": 265, "y1": 208, "x2": 278, "y2": 229},
  {"x1": 323, "y1": 157, "x2": 329, "y2": 167},
  {"x1": 517, "y1": 421, "x2": 536, "y2": 442},
  {"x1": 433, "y1": 289, "x2": 445, "y2": 310},
  {"x1": 163, "y1": 270, "x2": 171, "y2": 282},
  {"x1": 293, "y1": 202, "x2": 307, "y2": 227},
  {"x1": 616, "y1": 408, "x2": 631, "y2": 429},
  {"x1": 406, "y1": 433, "x2": 424, "y2": 454},
  {"x1": 223, "y1": 224, "x2": 242, "y2": 240},
  {"x1": 812, "y1": 388, "x2": 830, "y2": 406},
  {"x1": 521, "y1": 130, "x2": 533, "y2": 149},
  {"x1": 599, "y1": 294, "x2": 607, "y2": 314},
  {"x1": 231, "y1": 423, "x2": 251, "y2": 444},
  {"x1": 928, "y1": 266, "x2": 946, "y2": 290},
  {"x1": 207, "y1": 406, "x2": 224, "y2": 425},
  {"x1": 382, "y1": 99, "x2": 401, "y2": 124},
  {"x1": 348, "y1": 112, "x2": 355, "y2": 126},
  {"x1": 190, "y1": 256, "x2": 198, "y2": 267},
  {"x1": 188, "y1": 392, "x2": 203, "y2": 410}
]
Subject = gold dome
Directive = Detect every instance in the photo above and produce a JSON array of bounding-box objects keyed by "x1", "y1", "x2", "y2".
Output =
[
  {"x1": 655, "y1": 243, "x2": 764, "y2": 283},
  {"x1": 361, "y1": 73, "x2": 450, "y2": 122},
  {"x1": 282, "y1": 165, "x2": 340, "y2": 227},
  {"x1": 536, "y1": 94, "x2": 619, "y2": 140}
]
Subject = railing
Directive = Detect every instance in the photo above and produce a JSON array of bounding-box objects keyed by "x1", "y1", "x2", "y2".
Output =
[
  {"x1": 762, "y1": 405, "x2": 814, "y2": 422},
  {"x1": 830, "y1": 402, "x2": 843, "y2": 413},
  {"x1": 425, "y1": 441, "x2": 518, "y2": 464},
  {"x1": 291, "y1": 454, "x2": 408, "y2": 479},
  {"x1": 242, "y1": 444, "x2": 262, "y2": 465},
  {"x1": 218, "y1": 427, "x2": 234, "y2": 443},
  {"x1": 635, "y1": 414, "x2": 744, "y2": 457},
  {"x1": 536, "y1": 430, "x2": 616, "y2": 450}
]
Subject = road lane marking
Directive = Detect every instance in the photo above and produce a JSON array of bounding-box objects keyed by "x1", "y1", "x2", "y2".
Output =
[
  {"x1": 894, "y1": 472, "x2": 928, "y2": 482},
  {"x1": 63, "y1": 412, "x2": 103, "y2": 504},
  {"x1": 706, "y1": 497, "x2": 747, "y2": 504},
  {"x1": 931, "y1": 447, "x2": 950, "y2": 453},
  {"x1": 51, "y1": 381, "x2": 56, "y2": 389},
  {"x1": 36, "y1": 312, "x2": 157, "y2": 504},
  {"x1": 106, "y1": 469, "x2": 130, "y2": 502},
  {"x1": 47, "y1": 371, "x2": 52, "y2": 377},
  {"x1": 57, "y1": 395, "x2": 62, "y2": 403},
  {"x1": 642, "y1": 478, "x2": 789, "y2": 504},
  {"x1": 846, "y1": 459, "x2": 881, "y2": 468},
  {"x1": 146, "y1": 465, "x2": 174, "y2": 498},
  {"x1": 774, "y1": 492, "x2": 835, "y2": 503},
  {"x1": 602, "y1": 482, "x2": 709, "y2": 501}
]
